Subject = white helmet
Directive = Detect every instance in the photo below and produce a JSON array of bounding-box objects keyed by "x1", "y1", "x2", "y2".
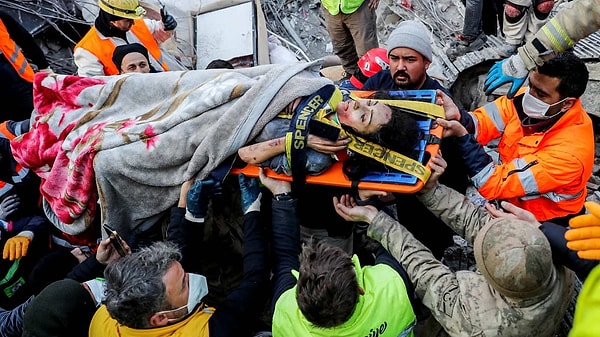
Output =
[{"x1": 98, "y1": 0, "x2": 146, "y2": 19}]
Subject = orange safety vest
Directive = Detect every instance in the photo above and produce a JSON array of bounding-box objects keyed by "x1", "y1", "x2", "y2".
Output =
[
  {"x1": 471, "y1": 90, "x2": 594, "y2": 221},
  {"x1": 74, "y1": 19, "x2": 169, "y2": 75},
  {"x1": 0, "y1": 19, "x2": 35, "y2": 82}
]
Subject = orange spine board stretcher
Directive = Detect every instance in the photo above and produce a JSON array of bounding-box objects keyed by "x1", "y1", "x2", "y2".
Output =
[{"x1": 230, "y1": 90, "x2": 444, "y2": 193}]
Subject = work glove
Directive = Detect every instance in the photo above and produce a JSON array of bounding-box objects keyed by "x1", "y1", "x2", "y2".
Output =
[
  {"x1": 161, "y1": 7, "x2": 177, "y2": 31},
  {"x1": 483, "y1": 54, "x2": 529, "y2": 99},
  {"x1": 238, "y1": 173, "x2": 261, "y2": 214},
  {"x1": 0, "y1": 195, "x2": 20, "y2": 221},
  {"x1": 3, "y1": 235, "x2": 31, "y2": 261},
  {"x1": 566, "y1": 201, "x2": 600, "y2": 260},
  {"x1": 185, "y1": 177, "x2": 222, "y2": 223}
]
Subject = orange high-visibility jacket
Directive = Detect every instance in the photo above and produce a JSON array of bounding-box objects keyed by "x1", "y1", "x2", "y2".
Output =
[
  {"x1": 74, "y1": 19, "x2": 168, "y2": 75},
  {"x1": 470, "y1": 91, "x2": 594, "y2": 221},
  {"x1": 0, "y1": 19, "x2": 35, "y2": 82}
]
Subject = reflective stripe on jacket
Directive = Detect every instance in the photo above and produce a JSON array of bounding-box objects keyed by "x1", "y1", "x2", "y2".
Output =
[
  {"x1": 321, "y1": 0, "x2": 365, "y2": 15},
  {"x1": 272, "y1": 255, "x2": 416, "y2": 337},
  {"x1": 74, "y1": 19, "x2": 168, "y2": 75},
  {"x1": 0, "y1": 120, "x2": 29, "y2": 199},
  {"x1": 0, "y1": 19, "x2": 34, "y2": 82},
  {"x1": 470, "y1": 90, "x2": 594, "y2": 221}
]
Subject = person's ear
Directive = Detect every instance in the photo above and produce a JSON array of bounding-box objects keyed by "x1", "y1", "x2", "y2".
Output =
[
  {"x1": 149, "y1": 312, "x2": 170, "y2": 327},
  {"x1": 561, "y1": 97, "x2": 576, "y2": 112},
  {"x1": 424, "y1": 59, "x2": 431, "y2": 70}
]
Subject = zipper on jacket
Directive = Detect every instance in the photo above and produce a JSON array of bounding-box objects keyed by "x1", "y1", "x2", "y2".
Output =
[{"x1": 504, "y1": 159, "x2": 539, "y2": 180}]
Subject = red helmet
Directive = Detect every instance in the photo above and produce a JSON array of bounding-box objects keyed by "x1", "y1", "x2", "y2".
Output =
[{"x1": 350, "y1": 48, "x2": 390, "y2": 89}]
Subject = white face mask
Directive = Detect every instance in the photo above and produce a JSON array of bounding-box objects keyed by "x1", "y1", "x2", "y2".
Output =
[
  {"x1": 157, "y1": 273, "x2": 209, "y2": 323},
  {"x1": 521, "y1": 87, "x2": 568, "y2": 120}
]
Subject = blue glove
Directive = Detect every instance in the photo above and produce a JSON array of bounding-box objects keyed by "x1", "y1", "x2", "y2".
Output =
[
  {"x1": 483, "y1": 54, "x2": 529, "y2": 99},
  {"x1": 238, "y1": 174, "x2": 261, "y2": 214},
  {"x1": 161, "y1": 7, "x2": 177, "y2": 31},
  {"x1": 185, "y1": 178, "x2": 222, "y2": 223}
]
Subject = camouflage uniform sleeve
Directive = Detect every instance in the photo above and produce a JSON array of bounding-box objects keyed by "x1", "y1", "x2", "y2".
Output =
[
  {"x1": 519, "y1": 0, "x2": 600, "y2": 69},
  {"x1": 367, "y1": 210, "x2": 476, "y2": 335},
  {"x1": 416, "y1": 183, "x2": 493, "y2": 243}
]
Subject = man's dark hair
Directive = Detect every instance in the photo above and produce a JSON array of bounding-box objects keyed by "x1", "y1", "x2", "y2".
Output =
[
  {"x1": 296, "y1": 242, "x2": 359, "y2": 328},
  {"x1": 205, "y1": 59, "x2": 234, "y2": 69},
  {"x1": 342, "y1": 91, "x2": 421, "y2": 180},
  {"x1": 537, "y1": 52, "x2": 589, "y2": 98}
]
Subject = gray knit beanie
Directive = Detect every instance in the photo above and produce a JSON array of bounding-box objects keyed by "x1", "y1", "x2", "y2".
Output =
[{"x1": 386, "y1": 20, "x2": 433, "y2": 61}]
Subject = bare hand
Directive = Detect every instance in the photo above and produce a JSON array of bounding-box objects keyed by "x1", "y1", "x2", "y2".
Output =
[
  {"x1": 285, "y1": 97, "x2": 302, "y2": 114},
  {"x1": 485, "y1": 200, "x2": 540, "y2": 227},
  {"x1": 368, "y1": 0, "x2": 380, "y2": 9},
  {"x1": 333, "y1": 194, "x2": 378, "y2": 223},
  {"x1": 307, "y1": 135, "x2": 349, "y2": 154},
  {"x1": 422, "y1": 151, "x2": 446, "y2": 192},
  {"x1": 96, "y1": 237, "x2": 131, "y2": 265},
  {"x1": 435, "y1": 89, "x2": 460, "y2": 121},
  {"x1": 436, "y1": 118, "x2": 468, "y2": 138},
  {"x1": 70, "y1": 248, "x2": 89, "y2": 263},
  {"x1": 357, "y1": 189, "x2": 392, "y2": 202},
  {"x1": 258, "y1": 167, "x2": 291, "y2": 195}
]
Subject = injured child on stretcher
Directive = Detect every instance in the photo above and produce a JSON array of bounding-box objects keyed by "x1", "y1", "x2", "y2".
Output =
[
  {"x1": 237, "y1": 86, "x2": 441, "y2": 183},
  {"x1": 9, "y1": 61, "x2": 445, "y2": 239}
]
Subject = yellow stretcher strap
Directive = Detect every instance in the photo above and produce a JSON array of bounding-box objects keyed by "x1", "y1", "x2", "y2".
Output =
[
  {"x1": 348, "y1": 93, "x2": 445, "y2": 120},
  {"x1": 344, "y1": 132, "x2": 431, "y2": 182}
]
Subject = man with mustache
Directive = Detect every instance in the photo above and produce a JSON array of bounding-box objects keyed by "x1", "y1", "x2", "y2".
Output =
[{"x1": 361, "y1": 20, "x2": 474, "y2": 259}]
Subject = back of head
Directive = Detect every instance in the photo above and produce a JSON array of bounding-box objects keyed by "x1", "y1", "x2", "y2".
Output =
[
  {"x1": 296, "y1": 242, "x2": 359, "y2": 328},
  {"x1": 536, "y1": 52, "x2": 589, "y2": 98},
  {"x1": 103, "y1": 241, "x2": 182, "y2": 328},
  {"x1": 98, "y1": 0, "x2": 146, "y2": 20},
  {"x1": 22, "y1": 279, "x2": 97, "y2": 337},
  {"x1": 386, "y1": 20, "x2": 432, "y2": 62},
  {"x1": 205, "y1": 59, "x2": 234, "y2": 69},
  {"x1": 474, "y1": 218, "x2": 553, "y2": 299}
]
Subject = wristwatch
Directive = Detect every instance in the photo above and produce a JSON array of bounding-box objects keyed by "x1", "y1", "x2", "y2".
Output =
[{"x1": 273, "y1": 192, "x2": 294, "y2": 201}]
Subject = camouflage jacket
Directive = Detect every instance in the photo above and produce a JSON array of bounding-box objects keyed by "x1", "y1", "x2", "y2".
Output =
[{"x1": 367, "y1": 183, "x2": 574, "y2": 337}]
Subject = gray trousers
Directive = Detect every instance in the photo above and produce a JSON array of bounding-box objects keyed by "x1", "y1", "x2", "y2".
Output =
[{"x1": 321, "y1": 1, "x2": 379, "y2": 76}]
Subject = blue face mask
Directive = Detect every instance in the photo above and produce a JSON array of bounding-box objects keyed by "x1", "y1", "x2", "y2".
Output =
[{"x1": 522, "y1": 87, "x2": 568, "y2": 120}]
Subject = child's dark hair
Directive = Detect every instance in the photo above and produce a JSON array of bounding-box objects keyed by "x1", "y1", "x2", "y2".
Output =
[{"x1": 342, "y1": 91, "x2": 422, "y2": 181}]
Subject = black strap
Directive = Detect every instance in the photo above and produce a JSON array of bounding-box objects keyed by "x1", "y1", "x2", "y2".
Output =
[{"x1": 288, "y1": 85, "x2": 336, "y2": 191}]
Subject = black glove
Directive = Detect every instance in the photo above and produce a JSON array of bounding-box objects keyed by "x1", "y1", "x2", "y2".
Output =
[
  {"x1": 238, "y1": 173, "x2": 261, "y2": 214},
  {"x1": 0, "y1": 195, "x2": 20, "y2": 221},
  {"x1": 161, "y1": 7, "x2": 177, "y2": 31}
]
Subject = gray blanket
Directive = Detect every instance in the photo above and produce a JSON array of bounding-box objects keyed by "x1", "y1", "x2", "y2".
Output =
[{"x1": 12, "y1": 61, "x2": 331, "y2": 238}]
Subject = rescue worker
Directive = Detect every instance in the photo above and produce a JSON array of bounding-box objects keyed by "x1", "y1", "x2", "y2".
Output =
[
  {"x1": 438, "y1": 52, "x2": 593, "y2": 224},
  {"x1": 0, "y1": 119, "x2": 50, "y2": 309},
  {"x1": 360, "y1": 20, "x2": 473, "y2": 258},
  {"x1": 262, "y1": 168, "x2": 417, "y2": 337},
  {"x1": 74, "y1": 0, "x2": 182, "y2": 77},
  {"x1": 565, "y1": 201, "x2": 600, "y2": 336},
  {"x1": 484, "y1": 0, "x2": 600, "y2": 98},
  {"x1": 321, "y1": 0, "x2": 379, "y2": 79},
  {"x1": 333, "y1": 154, "x2": 574, "y2": 337},
  {"x1": 496, "y1": 0, "x2": 555, "y2": 57},
  {"x1": 338, "y1": 47, "x2": 389, "y2": 90},
  {"x1": 111, "y1": 42, "x2": 156, "y2": 74},
  {"x1": 0, "y1": 11, "x2": 50, "y2": 121}
]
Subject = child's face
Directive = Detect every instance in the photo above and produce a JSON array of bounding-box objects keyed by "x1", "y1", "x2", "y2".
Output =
[{"x1": 335, "y1": 99, "x2": 391, "y2": 135}]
